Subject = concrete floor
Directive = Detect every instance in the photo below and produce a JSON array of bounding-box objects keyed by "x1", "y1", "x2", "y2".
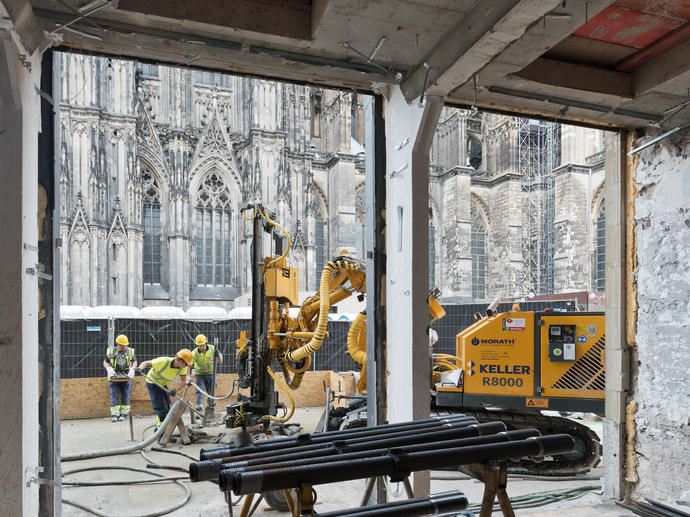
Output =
[{"x1": 60, "y1": 408, "x2": 626, "y2": 517}]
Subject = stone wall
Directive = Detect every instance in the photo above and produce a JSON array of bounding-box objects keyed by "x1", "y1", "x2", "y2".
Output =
[{"x1": 631, "y1": 127, "x2": 690, "y2": 500}]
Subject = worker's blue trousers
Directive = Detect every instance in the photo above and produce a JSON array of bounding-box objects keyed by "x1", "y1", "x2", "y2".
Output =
[
  {"x1": 108, "y1": 380, "x2": 132, "y2": 416},
  {"x1": 194, "y1": 374, "x2": 215, "y2": 409},
  {"x1": 146, "y1": 382, "x2": 171, "y2": 425}
]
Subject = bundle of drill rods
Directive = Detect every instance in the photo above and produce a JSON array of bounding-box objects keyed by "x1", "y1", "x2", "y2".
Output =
[
  {"x1": 189, "y1": 414, "x2": 575, "y2": 498},
  {"x1": 617, "y1": 498, "x2": 690, "y2": 517}
]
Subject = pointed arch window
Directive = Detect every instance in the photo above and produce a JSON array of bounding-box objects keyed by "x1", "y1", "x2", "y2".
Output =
[
  {"x1": 143, "y1": 170, "x2": 161, "y2": 284},
  {"x1": 471, "y1": 206, "x2": 487, "y2": 300},
  {"x1": 196, "y1": 173, "x2": 232, "y2": 286},
  {"x1": 594, "y1": 200, "x2": 606, "y2": 291}
]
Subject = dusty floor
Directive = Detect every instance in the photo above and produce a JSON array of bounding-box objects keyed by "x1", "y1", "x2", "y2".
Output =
[{"x1": 60, "y1": 407, "x2": 624, "y2": 516}]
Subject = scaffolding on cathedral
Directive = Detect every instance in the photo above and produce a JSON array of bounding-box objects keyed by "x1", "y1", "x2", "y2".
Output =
[{"x1": 518, "y1": 118, "x2": 559, "y2": 296}]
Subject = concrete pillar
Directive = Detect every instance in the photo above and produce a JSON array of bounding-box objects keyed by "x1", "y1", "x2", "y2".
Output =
[
  {"x1": 0, "y1": 29, "x2": 41, "y2": 517},
  {"x1": 385, "y1": 87, "x2": 443, "y2": 496},
  {"x1": 603, "y1": 131, "x2": 629, "y2": 500}
]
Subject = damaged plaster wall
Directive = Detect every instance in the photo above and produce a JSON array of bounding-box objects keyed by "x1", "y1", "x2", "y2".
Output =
[{"x1": 632, "y1": 127, "x2": 690, "y2": 500}]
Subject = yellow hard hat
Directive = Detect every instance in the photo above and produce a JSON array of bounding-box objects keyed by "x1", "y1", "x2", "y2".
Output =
[
  {"x1": 195, "y1": 334, "x2": 208, "y2": 346},
  {"x1": 115, "y1": 334, "x2": 129, "y2": 346},
  {"x1": 177, "y1": 348, "x2": 193, "y2": 366}
]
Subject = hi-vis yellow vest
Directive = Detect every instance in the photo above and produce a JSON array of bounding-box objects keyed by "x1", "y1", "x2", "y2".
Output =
[
  {"x1": 192, "y1": 345, "x2": 215, "y2": 375},
  {"x1": 145, "y1": 357, "x2": 187, "y2": 387},
  {"x1": 106, "y1": 347, "x2": 135, "y2": 379}
]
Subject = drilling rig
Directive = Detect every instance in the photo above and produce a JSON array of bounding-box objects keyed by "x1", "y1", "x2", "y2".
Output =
[{"x1": 228, "y1": 204, "x2": 367, "y2": 430}]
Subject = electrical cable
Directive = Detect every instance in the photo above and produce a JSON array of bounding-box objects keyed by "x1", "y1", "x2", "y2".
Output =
[
  {"x1": 138, "y1": 448, "x2": 189, "y2": 473},
  {"x1": 430, "y1": 471, "x2": 601, "y2": 481},
  {"x1": 149, "y1": 446, "x2": 198, "y2": 461},
  {"x1": 465, "y1": 485, "x2": 601, "y2": 512},
  {"x1": 62, "y1": 466, "x2": 191, "y2": 517}
]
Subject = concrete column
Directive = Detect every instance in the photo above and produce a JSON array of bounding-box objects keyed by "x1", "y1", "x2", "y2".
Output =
[
  {"x1": 385, "y1": 87, "x2": 443, "y2": 496},
  {"x1": 603, "y1": 131, "x2": 629, "y2": 500},
  {"x1": 0, "y1": 29, "x2": 41, "y2": 517}
]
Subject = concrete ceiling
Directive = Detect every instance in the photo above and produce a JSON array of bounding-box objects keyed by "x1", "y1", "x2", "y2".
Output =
[{"x1": 4, "y1": 0, "x2": 690, "y2": 129}]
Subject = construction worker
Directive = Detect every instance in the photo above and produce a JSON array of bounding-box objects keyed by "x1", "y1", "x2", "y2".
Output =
[
  {"x1": 139, "y1": 349, "x2": 192, "y2": 429},
  {"x1": 191, "y1": 334, "x2": 223, "y2": 413},
  {"x1": 102, "y1": 334, "x2": 137, "y2": 422}
]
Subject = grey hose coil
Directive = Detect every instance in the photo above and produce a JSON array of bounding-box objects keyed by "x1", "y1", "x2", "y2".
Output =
[{"x1": 62, "y1": 466, "x2": 191, "y2": 517}]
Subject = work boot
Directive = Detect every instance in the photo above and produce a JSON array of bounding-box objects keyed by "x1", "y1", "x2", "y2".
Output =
[
  {"x1": 111, "y1": 415, "x2": 118, "y2": 422},
  {"x1": 118, "y1": 414, "x2": 127, "y2": 421}
]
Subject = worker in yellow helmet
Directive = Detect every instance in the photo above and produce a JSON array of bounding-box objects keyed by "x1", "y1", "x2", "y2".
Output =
[
  {"x1": 191, "y1": 334, "x2": 223, "y2": 413},
  {"x1": 139, "y1": 349, "x2": 192, "y2": 429},
  {"x1": 102, "y1": 334, "x2": 137, "y2": 422}
]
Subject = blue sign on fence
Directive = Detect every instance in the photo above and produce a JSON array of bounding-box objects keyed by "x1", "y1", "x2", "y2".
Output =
[{"x1": 86, "y1": 326, "x2": 101, "y2": 332}]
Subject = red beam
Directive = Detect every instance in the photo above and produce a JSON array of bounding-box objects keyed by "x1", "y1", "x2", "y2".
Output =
[{"x1": 616, "y1": 22, "x2": 690, "y2": 71}]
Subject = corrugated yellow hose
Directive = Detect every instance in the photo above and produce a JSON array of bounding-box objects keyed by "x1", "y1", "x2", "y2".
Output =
[
  {"x1": 286, "y1": 261, "x2": 335, "y2": 362},
  {"x1": 347, "y1": 312, "x2": 367, "y2": 393},
  {"x1": 262, "y1": 366, "x2": 295, "y2": 423}
]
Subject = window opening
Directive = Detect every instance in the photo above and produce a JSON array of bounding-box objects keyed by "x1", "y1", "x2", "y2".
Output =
[
  {"x1": 143, "y1": 170, "x2": 161, "y2": 284},
  {"x1": 195, "y1": 172, "x2": 232, "y2": 286}
]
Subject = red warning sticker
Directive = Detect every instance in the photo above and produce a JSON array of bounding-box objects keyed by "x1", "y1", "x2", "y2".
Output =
[{"x1": 503, "y1": 318, "x2": 526, "y2": 331}]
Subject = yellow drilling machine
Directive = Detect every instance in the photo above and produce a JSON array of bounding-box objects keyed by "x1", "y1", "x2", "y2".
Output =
[
  {"x1": 229, "y1": 204, "x2": 368, "y2": 430},
  {"x1": 431, "y1": 302, "x2": 605, "y2": 475}
]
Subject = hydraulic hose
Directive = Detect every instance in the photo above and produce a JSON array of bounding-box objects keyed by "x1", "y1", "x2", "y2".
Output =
[
  {"x1": 260, "y1": 208, "x2": 291, "y2": 269},
  {"x1": 437, "y1": 360, "x2": 459, "y2": 371},
  {"x1": 347, "y1": 312, "x2": 367, "y2": 393},
  {"x1": 262, "y1": 365, "x2": 295, "y2": 423},
  {"x1": 61, "y1": 400, "x2": 183, "y2": 462},
  {"x1": 286, "y1": 261, "x2": 334, "y2": 362}
]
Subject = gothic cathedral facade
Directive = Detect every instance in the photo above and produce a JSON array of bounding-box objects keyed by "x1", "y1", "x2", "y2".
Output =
[{"x1": 58, "y1": 53, "x2": 606, "y2": 310}]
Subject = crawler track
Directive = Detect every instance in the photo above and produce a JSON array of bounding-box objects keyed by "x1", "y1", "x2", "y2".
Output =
[{"x1": 431, "y1": 406, "x2": 602, "y2": 475}]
